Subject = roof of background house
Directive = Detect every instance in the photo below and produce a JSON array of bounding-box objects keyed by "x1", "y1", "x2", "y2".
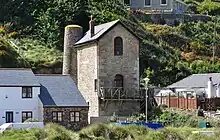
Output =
[
  {"x1": 36, "y1": 75, "x2": 88, "y2": 107},
  {"x1": 0, "y1": 68, "x2": 40, "y2": 86},
  {"x1": 167, "y1": 73, "x2": 220, "y2": 89},
  {"x1": 74, "y1": 19, "x2": 139, "y2": 46}
]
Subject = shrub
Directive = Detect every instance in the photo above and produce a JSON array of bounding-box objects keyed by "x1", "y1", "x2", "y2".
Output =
[{"x1": 24, "y1": 118, "x2": 39, "y2": 122}]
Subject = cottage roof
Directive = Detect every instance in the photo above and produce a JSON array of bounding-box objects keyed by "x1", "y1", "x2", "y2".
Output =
[
  {"x1": 167, "y1": 73, "x2": 220, "y2": 89},
  {"x1": 36, "y1": 75, "x2": 88, "y2": 107},
  {"x1": 74, "y1": 19, "x2": 139, "y2": 46},
  {"x1": 0, "y1": 68, "x2": 40, "y2": 86}
]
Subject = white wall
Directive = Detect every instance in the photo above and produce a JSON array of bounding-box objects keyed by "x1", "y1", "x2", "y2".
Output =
[
  {"x1": 175, "y1": 87, "x2": 218, "y2": 98},
  {"x1": 0, "y1": 87, "x2": 42, "y2": 125}
]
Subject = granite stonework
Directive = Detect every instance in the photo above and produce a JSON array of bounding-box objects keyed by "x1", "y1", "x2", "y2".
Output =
[
  {"x1": 63, "y1": 20, "x2": 140, "y2": 123},
  {"x1": 77, "y1": 43, "x2": 99, "y2": 122},
  {"x1": 97, "y1": 23, "x2": 140, "y2": 117},
  {"x1": 63, "y1": 25, "x2": 83, "y2": 85},
  {"x1": 43, "y1": 107, "x2": 88, "y2": 131},
  {"x1": 75, "y1": 23, "x2": 140, "y2": 121},
  {"x1": 99, "y1": 100, "x2": 140, "y2": 116},
  {"x1": 98, "y1": 23, "x2": 140, "y2": 91}
]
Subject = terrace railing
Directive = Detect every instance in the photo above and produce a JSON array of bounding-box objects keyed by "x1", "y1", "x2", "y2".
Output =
[{"x1": 98, "y1": 87, "x2": 145, "y2": 100}]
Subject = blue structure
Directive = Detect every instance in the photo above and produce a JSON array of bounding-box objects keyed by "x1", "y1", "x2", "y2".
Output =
[{"x1": 115, "y1": 122, "x2": 164, "y2": 130}]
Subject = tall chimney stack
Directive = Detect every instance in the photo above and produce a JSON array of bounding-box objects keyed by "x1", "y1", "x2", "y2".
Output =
[
  {"x1": 89, "y1": 15, "x2": 95, "y2": 37},
  {"x1": 62, "y1": 25, "x2": 83, "y2": 85}
]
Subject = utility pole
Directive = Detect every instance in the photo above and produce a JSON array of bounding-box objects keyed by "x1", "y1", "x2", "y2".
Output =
[{"x1": 143, "y1": 77, "x2": 150, "y2": 122}]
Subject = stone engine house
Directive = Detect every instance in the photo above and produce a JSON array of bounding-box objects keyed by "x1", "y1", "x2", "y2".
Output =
[{"x1": 62, "y1": 17, "x2": 142, "y2": 123}]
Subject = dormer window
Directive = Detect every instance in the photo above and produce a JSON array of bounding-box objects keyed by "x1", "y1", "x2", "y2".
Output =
[
  {"x1": 22, "y1": 87, "x2": 32, "y2": 98},
  {"x1": 114, "y1": 37, "x2": 123, "y2": 56},
  {"x1": 161, "y1": 0, "x2": 167, "y2": 5}
]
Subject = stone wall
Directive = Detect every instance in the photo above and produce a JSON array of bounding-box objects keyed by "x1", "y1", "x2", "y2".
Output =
[
  {"x1": 99, "y1": 100, "x2": 140, "y2": 116},
  {"x1": 97, "y1": 23, "x2": 140, "y2": 116},
  {"x1": 34, "y1": 67, "x2": 62, "y2": 74},
  {"x1": 43, "y1": 107, "x2": 88, "y2": 131},
  {"x1": 98, "y1": 23, "x2": 140, "y2": 92},
  {"x1": 77, "y1": 43, "x2": 99, "y2": 122},
  {"x1": 74, "y1": 22, "x2": 140, "y2": 122},
  {"x1": 134, "y1": 13, "x2": 211, "y2": 26}
]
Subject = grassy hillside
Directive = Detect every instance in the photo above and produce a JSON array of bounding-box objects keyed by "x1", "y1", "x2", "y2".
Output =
[{"x1": 1, "y1": 0, "x2": 220, "y2": 86}]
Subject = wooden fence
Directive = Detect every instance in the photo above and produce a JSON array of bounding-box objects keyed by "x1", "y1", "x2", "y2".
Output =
[{"x1": 155, "y1": 96, "x2": 198, "y2": 109}]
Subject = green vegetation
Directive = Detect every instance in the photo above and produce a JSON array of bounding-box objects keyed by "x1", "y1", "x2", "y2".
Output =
[
  {"x1": 156, "y1": 109, "x2": 220, "y2": 128},
  {"x1": 126, "y1": 107, "x2": 220, "y2": 128},
  {"x1": 2, "y1": 0, "x2": 220, "y2": 85},
  {"x1": 0, "y1": 123, "x2": 219, "y2": 140}
]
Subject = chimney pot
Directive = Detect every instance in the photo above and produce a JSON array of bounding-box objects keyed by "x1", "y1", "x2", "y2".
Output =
[
  {"x1": 209, "y1": 77, "x2": 212, "y2": 81},
  {"x1": 89, "y1": 15, "x2": 95, "y2": 37}
]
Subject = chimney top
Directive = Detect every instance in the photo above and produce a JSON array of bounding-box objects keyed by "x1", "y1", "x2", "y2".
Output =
[
  {"x1": 89, "y1": 15, "x2": 95, "y2": 37},
  {"x1": 90, "y1": 15, "x2": 93, "y2": 21},
  {"x1": 209, "y1": 77, "x2": 212, "y2": 81}
]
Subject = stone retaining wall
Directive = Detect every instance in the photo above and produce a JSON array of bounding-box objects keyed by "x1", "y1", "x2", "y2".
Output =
[{"x1": 43, "y1": 107, "x2": 88, "y2": 131}]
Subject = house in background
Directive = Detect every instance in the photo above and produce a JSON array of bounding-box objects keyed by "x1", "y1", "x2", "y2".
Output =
[
  {"x1": 167, "y1": 73, "x2": 220, "y2": 98},
  {"x1": 154, "y1": 73, "x2": 220, "y2": 110},
  {"x1": 0, "y1": 68, "x2": 88, "y2": 131},
  {"x1": 120, "y1": 0, "x2": 187, "y2": 13}
]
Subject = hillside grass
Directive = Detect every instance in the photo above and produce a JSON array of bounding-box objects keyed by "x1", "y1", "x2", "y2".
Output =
[{"x1": 12, "y1": 38, "x2": 62, "y2": 69}]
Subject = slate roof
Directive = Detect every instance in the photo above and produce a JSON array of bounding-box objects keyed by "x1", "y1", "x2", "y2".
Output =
[
  {"x1": 167, "y1": 73, "x2": 220, "y2": 88},
  {"x1": 37, "y1": 75, "x2": 88, "y2": 107},
  {"x1": 74, "y1": 19, "x2": 139, "y2": 46},
  {"x1": 75, "y1": 20, "x2": 119, "y2": 46},
  {"x1": 0, "y1": 68, "x2": 40, "y2": 86}
]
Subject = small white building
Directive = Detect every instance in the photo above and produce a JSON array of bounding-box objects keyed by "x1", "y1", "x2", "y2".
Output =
[
  {"x1": 0, "y1": 68, "x2": 88, "y2": 131},
  {"x1": 167, "y1": 73, "x2": 220, "y2": 98}
]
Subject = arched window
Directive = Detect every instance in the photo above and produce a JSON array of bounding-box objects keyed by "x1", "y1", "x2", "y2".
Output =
[
  {"x1": 114, "y1": 37, "x2": 123, "y2": 56},
  {"x1": 114, "y1": 74, "x2": 123, "y2": 88}
]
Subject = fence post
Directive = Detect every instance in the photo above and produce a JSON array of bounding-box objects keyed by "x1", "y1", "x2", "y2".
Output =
[
  {"x1": 186, "y1": 94, "x2": 188, "y2": 109},
  {"x1": 177, "y1": 92, "x2": 179, "y2": 108},
  {"x1": 160, "y1": 93, "x2": 162, "y2": 105},
  {"x1": 168, "y1": 93, "x2": 171, "y2": 108}
]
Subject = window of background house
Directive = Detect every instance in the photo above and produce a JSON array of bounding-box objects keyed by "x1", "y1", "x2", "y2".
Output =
[
  {"x1": 161, "y1": 0, "x2": 167, "y2": 5},
  {"x1": 145, "y1": 0, "x2": 151, "y2": 6},
  {"x1": 114, "y1": 37, "x2": 123, "y2": 56},
  {"x1": 52, "y1": 111, "x2": 63, "y2": 122},
  {"x1": 22, "y1": 87, "x2": 32, "y2": 98},
  {"x1": 70, "y1": 112, "x2": 80, "y2": 122},
  {"x1": 22, "y1": 111, "x2": 32, "y2": 122}
]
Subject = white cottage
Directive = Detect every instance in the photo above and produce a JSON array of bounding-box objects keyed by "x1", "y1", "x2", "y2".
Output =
[{"x1": 0, "y1": 68, "x2": 88, "y2": 131}]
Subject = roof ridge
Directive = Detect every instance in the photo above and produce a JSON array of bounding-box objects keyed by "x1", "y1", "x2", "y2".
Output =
[
  {"x1": 0, "y1": 68, "x2": 32, "y2": 70},
  {"x1": 193, "y1": 73, "x2": 220, "y2": 75},
  {"x1": 35, "y1": 74, "x2": 70, "y2": 76},
  {"x1": 94, "y1": 19, "x2": 120, "y2": 27}
]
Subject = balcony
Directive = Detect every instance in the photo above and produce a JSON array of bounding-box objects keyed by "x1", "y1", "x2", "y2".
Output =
[{"x1": 98, "y1": 87, "x2": 145, "y2": 100}]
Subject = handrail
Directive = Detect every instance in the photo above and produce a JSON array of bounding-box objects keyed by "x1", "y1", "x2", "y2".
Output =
[{"x1": 99, "y1": 87, "x2": 144, "y2": 100}]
